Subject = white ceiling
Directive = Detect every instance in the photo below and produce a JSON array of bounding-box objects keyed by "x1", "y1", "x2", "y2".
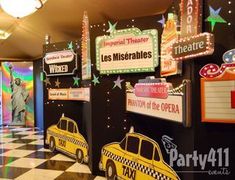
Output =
[{"x1": 0, "y1": 0, "x2": 172, "y2": 60}]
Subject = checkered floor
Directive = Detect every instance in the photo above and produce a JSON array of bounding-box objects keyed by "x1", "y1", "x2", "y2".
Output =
[{"x1": 0, "y1": 126, "x2": 105, "y2": 180}]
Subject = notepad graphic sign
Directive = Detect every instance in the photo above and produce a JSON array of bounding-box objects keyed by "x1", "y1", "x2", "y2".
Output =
[{"x1": 200, "y1": 50, "x2": 235, "y2": 123}]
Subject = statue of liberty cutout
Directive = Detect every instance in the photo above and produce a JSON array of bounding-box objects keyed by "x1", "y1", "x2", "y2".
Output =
[{"x1": 9, "y1": 64, "x2": 29, "y2": 125}]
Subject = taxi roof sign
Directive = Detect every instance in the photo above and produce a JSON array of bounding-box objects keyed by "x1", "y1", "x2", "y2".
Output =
[{"x1": 129, "y1": 126, "x2": 134, "y2": 133}]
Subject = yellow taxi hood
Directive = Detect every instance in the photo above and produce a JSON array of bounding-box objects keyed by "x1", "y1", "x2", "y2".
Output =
[
  {"x1": 47, "y1": 124, "x2": 57, "y2": 131},
  {"x1": 74, "y1": 133, "x2": 87, "y2": 142},
  {"x1": 161, "y1": 161, "x2": 180, "y2": 180},
  {"x1": 103, "y1": 142, "x2": 120, "y2": 150}
]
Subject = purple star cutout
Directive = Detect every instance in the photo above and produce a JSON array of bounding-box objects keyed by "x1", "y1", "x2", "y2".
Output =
[
  {"x1": 113, "y1": 76, "x2": 124, "y2": 89},
  {"x1": 158, "y1": 15, "x2": 165, "y2": 28}
]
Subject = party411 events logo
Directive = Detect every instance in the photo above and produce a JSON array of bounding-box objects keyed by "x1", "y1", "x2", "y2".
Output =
[{"x1": 161, "y1": 135, "x2": 230, "y2": 176}]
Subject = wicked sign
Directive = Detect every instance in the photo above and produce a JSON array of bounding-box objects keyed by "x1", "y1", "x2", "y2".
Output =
[
  {"x1": 43, "y1": 50, "x2": 78, "y2": 76},
  {"x1": 96, "y1": 25, "x2": 158, "y2": 74}
]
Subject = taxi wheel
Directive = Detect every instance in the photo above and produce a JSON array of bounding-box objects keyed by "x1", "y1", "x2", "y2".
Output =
[
  {"x1": 76, "y1": 149, "x2": 84, "y2": 163},
  {"x1": 49, "y1": 137, "x2": 56, "y2": 152},
  {"x1": 106, "y1": 160, "x2": 117, "y2": 180}
]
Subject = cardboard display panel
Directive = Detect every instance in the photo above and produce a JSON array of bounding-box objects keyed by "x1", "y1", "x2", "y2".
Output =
[
  {"x1": 99, "y1": 127, "x2": 179, "y2": 180},
  {"x1": 2, "y1": 62, "x2": 34, "y2": 126},
  {"x1": 46, "y1": 114, "x2": 89, "y2": 163}
]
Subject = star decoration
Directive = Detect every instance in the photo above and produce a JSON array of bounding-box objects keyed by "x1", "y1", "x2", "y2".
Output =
[
  {"x1": 158, "y1": 15, "x2": 165, "y2": 28},
  {"x1": 55, "y1": 78, "x2": 61, "y2": 88},
  {"x1": 113, "y1": 76, "x2": 124, "y2": 89},
  {"x1": 68, "y1": 41, "x2": 73, "y2": 50},
  {"x1": 92, "y1": 74, "x2": 100, "y2": 86},
  {"x1": 205, "y1": 6, "x2": 227, "y2": 31},
  {"x1": 43, "y1": 77, "x2": 51, "y2": 86},
  {"x1": 73, "y1": 76, "x2": 80, "y2": 86},
  {"x1": 106, "y1": 21, "x2": 117, "y2": 34}
]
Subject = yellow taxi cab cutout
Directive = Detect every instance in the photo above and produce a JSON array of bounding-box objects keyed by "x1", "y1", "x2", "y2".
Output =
[
  {"x1": 46, "y1": 114, "x2": 89, "y2": 163},
  {"x1": 99, "y1": 127, "x2": 180, "y2": 180}
]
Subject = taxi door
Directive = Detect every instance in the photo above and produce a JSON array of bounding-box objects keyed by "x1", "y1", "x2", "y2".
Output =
[
  {"x1": 120, "y1": 135, "x2": 140, "y2": 180},
  {"x1": 57, "y1": 119, "x2": 68, "y2": 151},
  {"x1": 137, "y1": 139, "x2": 155, "y2": 180},
  {"x1": 152, "y1": 146, "x2": 175, "y2": 179},
  {"x1": 66, "y1": 120, "x2": 76, "y2": 155}
]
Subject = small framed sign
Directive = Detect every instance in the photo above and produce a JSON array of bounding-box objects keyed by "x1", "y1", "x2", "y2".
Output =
[
  {"x1": 48, "y1": 88, "x2": 90, "y2": 102},
  {"x1": 43, "y1": 50, "x2": 78, "y2": 76}
]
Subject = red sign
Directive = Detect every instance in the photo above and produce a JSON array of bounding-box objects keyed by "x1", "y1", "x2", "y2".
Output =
[
  {"x1": 134, "y1": 83, "x2": 170, "y2": 99},
  {"x1": 231, "y1": 90, "x2": 235, "y2": 109}
]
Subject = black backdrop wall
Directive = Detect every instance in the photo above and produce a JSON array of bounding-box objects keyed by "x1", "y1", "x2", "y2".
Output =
[{"x1": 42, "y1": 0, "x2": 235, "y2": 179}]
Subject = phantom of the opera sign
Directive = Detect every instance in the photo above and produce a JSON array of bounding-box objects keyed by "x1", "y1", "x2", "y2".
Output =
[
  {"x1": 43, "y1": 50, "x2": 78, "y2": 76},
  {"x1": 126, "y1": 77, "x2": 192, "y2": 127},
  {"x1": 96, "y1": 27, "x2": 158, "y2": 74}
]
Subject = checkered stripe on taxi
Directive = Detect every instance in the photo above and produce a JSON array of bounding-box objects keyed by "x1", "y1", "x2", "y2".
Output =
[
  {"x1": 103, "y1": 149, "x2": 172, "y2": 180},
  {"x1": 48, "y1": 130, "x2": 88, "y2": 148}
]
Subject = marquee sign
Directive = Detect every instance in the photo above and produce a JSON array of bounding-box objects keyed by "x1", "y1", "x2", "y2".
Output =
[
  {"x1": 43, "y1": 50, "x2": 77, "y2": 76},
  {"x1": 126, "y1": 77, "x2": 192, "y2": 127},
  {"x1": 48, "y1": 88, "x2": 90, "y2": 102},
  {"x1": 171, "y1": 33, "x2": 214, "y2": 61},
  {"x1": 96, "y1": 27, "x2": 158, "y2": 74},
  {"x1": 81, "y1": 11, "x2": 91, "y2": 80},
  {"x1": 134, "y1": 82, "x2": 172, "y2": 99},
  {"x1": 200, "y1": 49, "x2": 235, "y2": 123},
  {"x1": 160, "y1": 13, "x2": 182, "y2": 77},
  {"x1": 180, "y1": 0, "x2": 201, "y2": 38},
  {"x1": 170, "y1": 0, "x2": 214, "y2": 61}
]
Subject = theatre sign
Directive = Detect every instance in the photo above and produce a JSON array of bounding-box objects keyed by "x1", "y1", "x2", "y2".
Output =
[
  {"x1": 171, "y1": 33, "x2": 214, "y2": 61},
  {"x1": 171, "y1": 0, "x2": 214, "y2": 61}
]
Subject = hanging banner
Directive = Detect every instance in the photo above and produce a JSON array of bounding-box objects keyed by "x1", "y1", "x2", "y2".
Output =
[
  {"x1": 200, "y1": 49, "x2": 235, "y2": 123},
  {"x1": 96, "y1": 27, "x2": 158, "y2": 74},
  {"x1": 43, "y1": 49, "x2": 77, "y2": 76},
  {"x1": 126, "y1": 78, "x2": 192, "y2": 127},
  {"x1": 81, "y1": 11, "x2": 91, "y2": 80},
  {"x1": 48, "y1": 88, "x2": 90, "y2": 102}
]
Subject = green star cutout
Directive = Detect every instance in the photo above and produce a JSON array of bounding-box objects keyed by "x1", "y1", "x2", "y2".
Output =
[
  {"x1": 92, "y1": 74, "x2": 100, "y2": 86},
  {"x1": 205, "y1": 6, "x2": 227, "y2": 31},
  {"x1": 68, "y1": 41, "x2": 73, "y2": 50},
  {"x1": 106, "y1": 21, "x2": 117, "y2": 34},
  {"x1": 73, "y1": 76, "x2": 80, "y2": 86}
]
